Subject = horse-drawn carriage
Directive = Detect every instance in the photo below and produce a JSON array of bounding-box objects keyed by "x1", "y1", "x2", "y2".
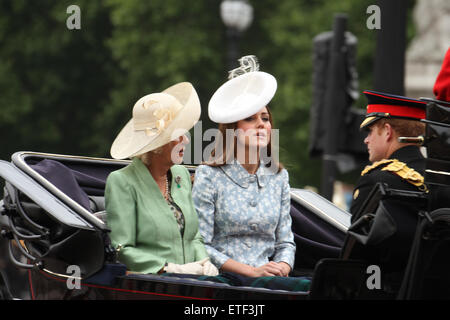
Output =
[{"x1": 0, "y1": 98, "x2": 448, "y2": 300}]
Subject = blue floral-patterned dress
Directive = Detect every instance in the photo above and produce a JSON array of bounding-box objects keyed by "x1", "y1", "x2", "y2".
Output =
[{"x1": 192, "y1": 160, "x2": 296, "y2": 270}]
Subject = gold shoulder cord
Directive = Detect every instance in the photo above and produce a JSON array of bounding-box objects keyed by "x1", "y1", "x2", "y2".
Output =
[
  {"x1": 382, "y1": 159, "x2": 428, "y2": 192},
  {"x1": 361, "y1": 159, "x2": 395, "y2": 176}
]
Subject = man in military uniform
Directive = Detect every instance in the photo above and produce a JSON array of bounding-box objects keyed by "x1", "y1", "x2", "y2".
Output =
[{"x1": 350, "y1": 90, "x2": 428, "y2": 220}]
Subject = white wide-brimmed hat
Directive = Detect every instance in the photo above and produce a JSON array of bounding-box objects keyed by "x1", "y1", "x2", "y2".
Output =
[
  {"x1": 208, "y1": 56, "x2": 277, "y2": 124},
  {"x1": 110, "y1": 82, "x2": 201, "y2": 159}
]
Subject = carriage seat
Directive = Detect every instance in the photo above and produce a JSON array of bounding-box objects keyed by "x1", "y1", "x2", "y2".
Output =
[
  {"x1": 89, "y1": 195, "x2": 106, "y2": 213},
  {"x1": 89, "y1": 196, "x2": 107, "y2": 223},
  {"x1": 29, "y1": 159, "x2": 107, "y2": 219}
]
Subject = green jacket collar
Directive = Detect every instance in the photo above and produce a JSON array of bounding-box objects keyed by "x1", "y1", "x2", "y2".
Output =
[{"x1": 130, "y1": 157, "x2": 184, "y2": 200}]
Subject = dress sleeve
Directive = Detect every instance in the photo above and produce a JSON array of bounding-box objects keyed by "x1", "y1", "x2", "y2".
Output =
[
  {"x1": 105, "y1": 171, "x2": 165, "y2": 274},
  {"x1": 192, "y1": 166, "x2": 230, "y2": 268},
  {"x1": 272, "y1": 169, "x2": 296, "y2": 269},
  {"x1": 180, "y1": 166, "x2": 209, "y2": 261}
]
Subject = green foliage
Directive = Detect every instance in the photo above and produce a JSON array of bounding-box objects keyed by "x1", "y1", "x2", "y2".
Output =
[
  {"x1": 0, "y1": 0, "x2": 415, "y2": 189},
  {"x1": 0, "y1": 0, "x2": 115, "y2": 157},
  {"x1": 240, "y1": 0, "x2": 377, "y2": 188},
  {"x1": 93, "y1": 0, "x2": 224, "y2": 156}
]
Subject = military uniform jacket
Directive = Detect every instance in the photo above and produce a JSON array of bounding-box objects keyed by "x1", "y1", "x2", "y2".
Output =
[
  {"x1": 350, "y1": 145, "x2": 426, "y2": 219},
  {"x1": 105, "y1": 158, "x2": 208, "y2": 274}
]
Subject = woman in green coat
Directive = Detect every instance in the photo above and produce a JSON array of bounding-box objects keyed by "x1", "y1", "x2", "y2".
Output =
[{"x1": 105, "y1": 82, "x2": 218, "y2": 276}]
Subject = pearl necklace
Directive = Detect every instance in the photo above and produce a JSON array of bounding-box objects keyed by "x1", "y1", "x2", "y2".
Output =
[{"x1": 164, "y1": 175, "x2": 169, "y2": 200}]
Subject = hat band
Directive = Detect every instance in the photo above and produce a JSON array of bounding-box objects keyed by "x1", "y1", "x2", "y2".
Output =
[
  {"x1": 367, "y1": 104, "x2": 426, "y2": 120},
  {"x1": 133, "y1": 108, "x2": 175, "y2": 136}
]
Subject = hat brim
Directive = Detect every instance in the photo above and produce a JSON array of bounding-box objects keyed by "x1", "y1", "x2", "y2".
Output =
[
  {"x1": 360, "y1": 116, "x2": 380, "y2": 129},
  {"x1": 110, "y1": 82, "x2": 201, "y2": 159},
  {"x1": 208, "y1": 72, "x2": 277, "y2": 123}
]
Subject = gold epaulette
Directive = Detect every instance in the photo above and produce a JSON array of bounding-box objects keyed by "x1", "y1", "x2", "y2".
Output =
[
  {"x1": 361, "y1": 159, "x2": 395, "y2": 176},
  {"x1": 381, "y1": 159, "x2": 426, "y2": 189},
  {"x1": 361, "y1": 158, "x2": 427, "y2": 191}
]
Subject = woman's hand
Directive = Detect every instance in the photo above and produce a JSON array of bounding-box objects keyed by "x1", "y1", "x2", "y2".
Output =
[
  {"x1": 276, "y1": 262, "x2": 291, "y2": 277},
  {"x1": 251, "y1": 261, "x2": 285, "y2": 277},
  {"x1": 164, "y1": 260, "x2": 204, "y2": 275},
  {"x1": 162, "y1": 258, "x2": 219, "y2": 276},
  {"x1": 221, "y1": 259, "x2": 291, "y2": 277},
  {"x1": 198, "y1": 258, "x2": 219, "y2": 276}
]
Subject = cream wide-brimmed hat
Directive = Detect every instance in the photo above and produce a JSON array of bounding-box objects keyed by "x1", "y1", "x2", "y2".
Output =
[
  {"x1": 208, "y1": 55, "x2": 277, "y2": 124},
  {"x1": 110, "y1": 82, "x2": 201, "y2": 159}
]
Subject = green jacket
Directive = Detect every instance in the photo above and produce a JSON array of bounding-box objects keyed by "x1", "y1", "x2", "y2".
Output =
[{"x1": 105, "y1": 158, "x2": 208, "y2": 274}]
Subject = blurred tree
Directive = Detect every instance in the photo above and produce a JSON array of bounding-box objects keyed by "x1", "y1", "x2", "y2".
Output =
[
  {"x1": 0, "y1": 0, "x2": 115, "y2": 157},
  {"x1": 97, "y1": 0, "x2": 379, "y2": 189},
  {"x1": 0, "y1": 0, "x2": 416, "y2": 190},
  {"x1": 240, "y1": 0, "x2": 378, "y2": 188},
  {"x1": 92, "y1": 0, "x2": 225, "y2": 158}
]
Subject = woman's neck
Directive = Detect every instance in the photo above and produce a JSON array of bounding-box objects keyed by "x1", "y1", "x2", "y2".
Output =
[
  {"x1": 240, "y1": 162, "x2": 259, "y2": 174},
  {"x1": 146, "y1": 155, "x2": 172, "y2": 182},
  {"x1": 236, "y1": 146, "x2": 260, "y2": 174}
]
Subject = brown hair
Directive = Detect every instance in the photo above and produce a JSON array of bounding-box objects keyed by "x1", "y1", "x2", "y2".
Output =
[
  {"x1": 375, "y1": 118, "x2": 426, "y2": 137},
  {"x1": 204, "y1": 107, "x2": 284, "y2": 173}
]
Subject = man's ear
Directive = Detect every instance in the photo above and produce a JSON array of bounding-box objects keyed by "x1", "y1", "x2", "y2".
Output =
[{"x1": 383, "y1": 123, "x2": 395, "y2": 142}]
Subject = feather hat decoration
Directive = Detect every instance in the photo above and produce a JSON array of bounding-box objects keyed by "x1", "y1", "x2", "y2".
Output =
[{"x1": 228, "y1": 55, "x2": 260, "y2": 79}]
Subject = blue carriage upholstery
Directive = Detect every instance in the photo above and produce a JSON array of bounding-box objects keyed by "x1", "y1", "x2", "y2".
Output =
[{"x1": 29, "y1": 158, "x2": 107, "y2": 213}]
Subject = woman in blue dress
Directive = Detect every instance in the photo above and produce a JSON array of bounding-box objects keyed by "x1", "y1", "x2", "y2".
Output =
[{"x1": 192, "y1": 57, "x2": 297, "y2": 280}]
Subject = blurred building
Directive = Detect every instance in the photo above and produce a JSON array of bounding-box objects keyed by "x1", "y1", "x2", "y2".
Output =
[
  {"x1": 405, "y1": 0, "x2": 450, "y2": 99},
  {"x1": 332, "y1": 181, "x2": 354, "y2": 212}
]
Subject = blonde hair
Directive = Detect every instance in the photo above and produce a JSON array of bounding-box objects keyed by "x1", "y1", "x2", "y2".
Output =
[{"x1": 135, "y1": 146, "x2": 164, "y2": 166}]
